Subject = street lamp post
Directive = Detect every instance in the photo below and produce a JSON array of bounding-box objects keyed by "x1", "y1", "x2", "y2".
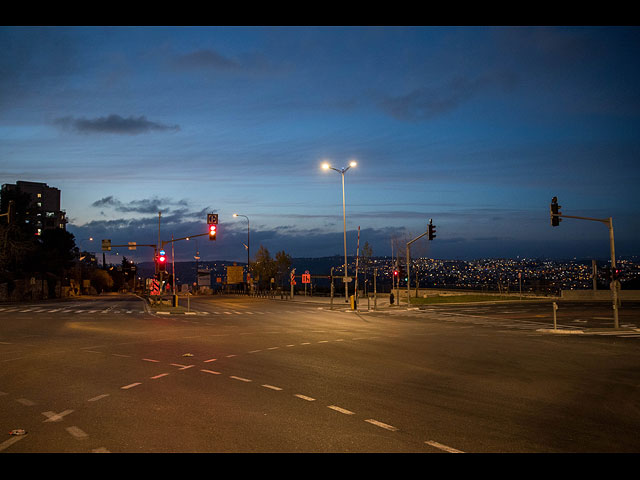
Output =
[
  {"x1": 322, "y1": 160, "x2": 357, "y2": 303},
  {"x1": 233, "y1": 214, "x2": 250, "y2": 292}
]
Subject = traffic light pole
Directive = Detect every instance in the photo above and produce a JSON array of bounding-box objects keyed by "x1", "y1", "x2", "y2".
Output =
[
  {"x1": 551, "y1": 211, "x2": 619, "y2": 329},
  {"x1": 406, "y1": 230, "x2": 429, "y2": 308}
]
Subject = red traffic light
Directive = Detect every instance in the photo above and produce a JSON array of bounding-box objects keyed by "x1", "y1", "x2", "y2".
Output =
[
  {"x1": 209, "y1": 224, "x2": 217, "y2": 241},
  {"x1": 393, "y1": 270, "x2": 398, "y2": 276},
  {"x1": 158, "y1": 255, "x2": 166, "y2": 263}
]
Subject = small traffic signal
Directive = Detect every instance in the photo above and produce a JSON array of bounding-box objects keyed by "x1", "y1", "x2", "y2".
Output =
[
  {"x1": 208, "y1": 224, "x2": 217, "y2": 241},
  {"x1": 393, "y1": 269, "x2": 398, "y2": 277},
  {"x1": 157, "y1": 250, "x2": 167, "y2": 272},
  {"x1": 612, "y1": 268, "x2": 621, "y2": 280},
  {"x1": 428, "y1": 222, "x2": 436, "y2": 240},
  {"x1": 550, "y1": 196, "x2": 562, "y2": 227}
]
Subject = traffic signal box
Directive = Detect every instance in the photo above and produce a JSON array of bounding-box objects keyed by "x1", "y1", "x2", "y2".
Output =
[
  {"x1": 428, "y1": 223, "x2": 436, "y2": 240},
  {"x1": 550, "y1": 197, "x2": 562, "y2": 226},
  {"x1": 208, "y1": 224, "x2": 217, "y2": 241},
  {"x1": 157, "y1": 251, "x2": 167, "y2": 272}
]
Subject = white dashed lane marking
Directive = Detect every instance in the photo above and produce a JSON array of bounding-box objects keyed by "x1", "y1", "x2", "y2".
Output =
[{"x1": 425, "y1": 440, "x2": 464, "y2": 453}]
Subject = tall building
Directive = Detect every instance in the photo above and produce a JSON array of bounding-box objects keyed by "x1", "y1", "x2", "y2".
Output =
[{"x1": 0, "y1": 181, "x2": 67, "y2": 235}]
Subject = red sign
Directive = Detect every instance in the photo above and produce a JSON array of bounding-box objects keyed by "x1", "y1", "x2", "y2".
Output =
[{"x1": 302, "y1": 273, "x2": 311, "y2": 284}]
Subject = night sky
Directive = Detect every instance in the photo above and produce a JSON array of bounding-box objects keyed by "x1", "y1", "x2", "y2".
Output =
[{"x1": 1, "y1": 26, "x2": 639, "y2": 264}]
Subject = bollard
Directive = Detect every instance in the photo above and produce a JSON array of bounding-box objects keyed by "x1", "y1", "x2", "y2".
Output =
[{"x1": 553, "y1": 302, "x2": 558, "y2": 330}]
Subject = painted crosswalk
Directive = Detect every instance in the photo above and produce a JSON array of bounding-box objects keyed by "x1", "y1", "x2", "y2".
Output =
[{"x1": 0, "y1": 306, "x2": 146, "y2": 315}]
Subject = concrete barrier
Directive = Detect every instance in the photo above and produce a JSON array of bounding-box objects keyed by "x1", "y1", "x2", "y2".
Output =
[{"x1": 560, "y1": 290, "x2": 640, "y2": 301}]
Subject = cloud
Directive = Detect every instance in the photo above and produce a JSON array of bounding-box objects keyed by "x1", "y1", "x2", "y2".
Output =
[
  {"x1": 53, "y1": 114, "x2": 180, "y2": 135},
  {"x1": 170, "y1": 48, "x2": 272, "y2": 75},
  {"x1": 379, "y1": 71, "x2": 518, "y2": 121},
  {"x1": 91, "y1": 196, "x2": 193, "y2": 215}
]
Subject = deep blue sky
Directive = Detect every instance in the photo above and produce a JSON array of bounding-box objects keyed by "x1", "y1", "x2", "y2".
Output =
[{"x1": 1, "y1": 26, "x2": 639, "y2": 263}]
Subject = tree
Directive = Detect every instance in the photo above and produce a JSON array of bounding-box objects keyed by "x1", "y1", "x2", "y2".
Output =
[
  {"x1": 36, "y1": 228, "x2": 79, "y2": 276},
  {"x1": 90, "y1": 268, "x2": 113, "y2": 293},
  {"x1": 251, "y1": 245, "x2": 277, "y2": 289},
  {"x1": 275, "y1": 250, "x2": 292, "y2": 287}
]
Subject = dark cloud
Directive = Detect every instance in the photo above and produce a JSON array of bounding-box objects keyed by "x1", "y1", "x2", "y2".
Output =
[
  {"x1": 172, "y1": 49, "x2": 241, "y2": 70},
  {"x1": 379, "y1": 71, "x2": 518, "y2": 121},
  {"x1": 53, "y1": 114, "x2": 180, "y2": 135},
  {"x1": 170, "y1": 48, "x2": 272, "y2": 75},
  {"x1": 91, "y1": 196, "x2": 193, "y2": 215}
]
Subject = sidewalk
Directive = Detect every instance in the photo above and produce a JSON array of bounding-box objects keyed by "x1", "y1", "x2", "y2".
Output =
[{"x1": 268, "y1": 293, "x2": 394, "y2": 310}]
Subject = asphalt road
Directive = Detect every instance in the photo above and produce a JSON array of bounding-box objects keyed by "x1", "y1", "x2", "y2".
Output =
[{"x1": 1, "y1": 294, "x2": 639, "y2": 453}]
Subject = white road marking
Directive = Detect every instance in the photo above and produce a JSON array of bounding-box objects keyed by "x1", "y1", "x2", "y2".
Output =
[
  {"x1": 365, "y1": 419, "x2": 398, "y2": 431},
  {"x1": 16, "y1": 398, "x2": 36, "y2": 406},
  {"x1": 151, "y1": 373, "x2": 169, "y2": 379},
  {"x1": 42, "y1": 409, "x2": 74, "y2": 422},
  {"x1": 170, "y1": 363, "x2": 194, "y2": 369},
  {"x1": 262, "y1": 384, "x2": 283, "y2": 391},
  {"x1": 204, "y1": 358, "x2": 217, "y2": 362},
  {"x1": 230, "y1": 376, "x2": 252, "y2": 382},
  {"x1": 143, "y1": 358, "x2": 160, "y2": 362},
  {"x1": 121, "y1": 382, "x2": 142, "y2": 390},
  {"x1": 294, "y1": 394, "x2": 315, "y2": 401},
  {"x1": 328, "y1": 405, "x2": 355, "y2": 415},
  {"x1": 201, "y1": 369, "x2": 221, "y2": 375},
  {"x1": 0, "y1": 435, "x2": 26, "y2": 452},
  {"x1": 88, "y1": 394, "x2": 110, "y2": 402},
  {"x1": 425, "y1": 440, "x2": 464, "y2": 453},
  {"x1": 66, "y1": 426, "x2": 88, "y2": 439}
]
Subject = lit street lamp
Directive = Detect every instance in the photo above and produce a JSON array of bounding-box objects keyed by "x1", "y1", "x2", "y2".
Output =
[
  {"x1": 322, "y1": 160, "x2": 357, "y2": 302},
  {"x1": 233, "y1": 214, "x2": 250, "y2": 290}
]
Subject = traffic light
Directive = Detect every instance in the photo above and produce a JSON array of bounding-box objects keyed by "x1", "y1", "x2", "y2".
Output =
[
  {"x1": 157, "y1": 250, "x2": 167, "y2": 272},
  {"x1": 612, "y1": 268, "x2": 621, "y2": 280},
  {"x1": 393, "y1": 269, "x2": 399, "y2": 278},
  {"x1": 428, "y1": 222, "x2": 436, "y2": 240},
  {"x1": 550, "y1": 196, "x2": 562, "y2": 227},
  {"x1": 208, "y1": 224, "x2": 217, "y2": 241}
]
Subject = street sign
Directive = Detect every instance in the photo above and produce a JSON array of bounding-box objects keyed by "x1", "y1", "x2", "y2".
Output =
[
  {"x1": 101, "y1": 239, "x2": 111, "y2": 251},
  {"x1": 207, "y1": 213, "x2": 218, "y2": 224},
  {"x1": 342, "y1": 276, "x2": 352, "y2": 283},
  {"x1": 226, "y1": 265, "x2": 244, "y2": 284},
  {"x1": 150, "y1": 279, "x2": 160, "y2": 295},
  {"x1": 302, "y1": 273, "x2": 311, "y2": 284}
]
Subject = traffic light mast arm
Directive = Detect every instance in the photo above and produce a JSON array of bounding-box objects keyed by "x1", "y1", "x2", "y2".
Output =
[
  {"x1": 551, "y1": 212, "x2": 612, "y2": 226},
  {"x1": 160, "y1": 231, "x2": 209, "y2": 248}
]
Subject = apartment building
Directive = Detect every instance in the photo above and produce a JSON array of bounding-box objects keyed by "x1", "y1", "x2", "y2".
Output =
[{"x1": 0, "y1": 181, "x2": 67, "y2": 235}]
